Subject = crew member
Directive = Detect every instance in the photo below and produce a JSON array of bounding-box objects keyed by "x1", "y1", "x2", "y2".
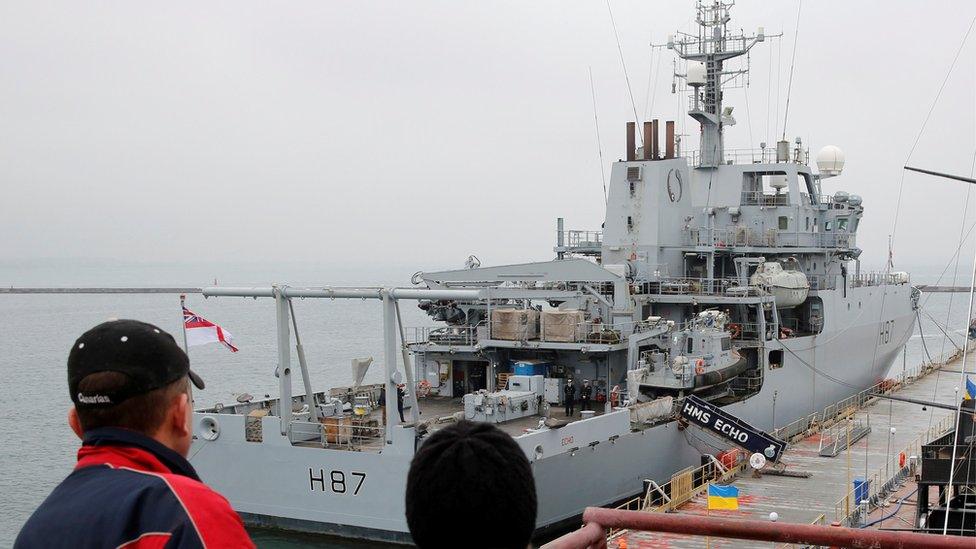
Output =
[
  {"x1": 564, "y1": 378, "x2": 576, "y2": 417},
  {"x1": 16, "y1": 319, "x2": 254, "y2": 548},
  {"x1": 397, "y1": 383, "x2": 406, "y2": 423},
  {"x1": 580, "y1": 379, "x2": 593, "y2": 412}
]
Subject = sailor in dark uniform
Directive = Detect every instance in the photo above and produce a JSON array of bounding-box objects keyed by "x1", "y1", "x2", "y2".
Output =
[
  {"x1": 564, "y1": 379, "x2": 576, "y2": 417},
  {"x1": 580, "y1": 380, "x2": 593, "y2": 412}
]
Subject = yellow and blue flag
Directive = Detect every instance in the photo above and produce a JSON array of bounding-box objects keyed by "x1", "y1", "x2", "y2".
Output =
[
  {"x1": 707, "y1": 484, "x2": 739, "y2": 510},
  {"x1": 965, "y1": 376, "x2": 976, "y2": 401}
]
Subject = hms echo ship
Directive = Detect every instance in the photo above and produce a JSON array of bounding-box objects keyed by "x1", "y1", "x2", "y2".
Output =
[{"x1": 187, "y1": 2, "x2": 918, "y2": 542}]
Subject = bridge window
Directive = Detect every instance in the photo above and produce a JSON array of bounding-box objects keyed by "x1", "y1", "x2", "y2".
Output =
[
  {"x1": 824, "y1": 220, "x2": 833, "y2": 231},
  {"x1": 778, "y1": 216, "x2": 789, "y2": 230},
  {"x1": 687, "y1": 337, "x2": 694, "y2": 354},
  {"x1": 805, "y1": 217, "x2": 810, "y2": 230},
  {"x1": 837, "y1": 218, "x2": 849, "y2": 231}
]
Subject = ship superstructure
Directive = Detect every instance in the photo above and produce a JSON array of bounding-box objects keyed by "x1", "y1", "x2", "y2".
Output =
[{"x1": 187, "y1": 2, "x2": 919, "y2": 542}]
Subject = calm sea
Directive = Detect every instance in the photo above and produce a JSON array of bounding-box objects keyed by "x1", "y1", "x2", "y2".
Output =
[{"x1": 1, "y1": 260, "x2": 973, "y2": 546}]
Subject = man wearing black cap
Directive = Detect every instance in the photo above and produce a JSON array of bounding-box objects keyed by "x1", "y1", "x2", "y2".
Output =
[
  {"x1": 405, "y1": 420, "x2": 537, "y2": 549},
  {"x1": 15, "y1": 320, "x2": 254, "y2": 548}
]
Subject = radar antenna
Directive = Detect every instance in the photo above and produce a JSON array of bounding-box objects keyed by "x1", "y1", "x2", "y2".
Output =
[{"x1": 660, "y1": 1, "x2": 774, "y2": 168}]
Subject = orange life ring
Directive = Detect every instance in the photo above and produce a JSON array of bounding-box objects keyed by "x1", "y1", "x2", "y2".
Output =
[
  {"x1": 728, "y1": 323, "x2": 742, "y2": 339},
  {"x1": 695, "y1": 360, "x2": 705, "y2": 375}
]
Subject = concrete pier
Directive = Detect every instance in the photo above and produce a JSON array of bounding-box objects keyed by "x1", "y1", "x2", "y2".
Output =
[{"x1": 612, "y1": 350, "x2": 975, "y2": 547}]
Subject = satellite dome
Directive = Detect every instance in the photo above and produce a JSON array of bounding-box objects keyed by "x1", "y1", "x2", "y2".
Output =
[
  {"x1": 834, "y1": 191, "x2": 849, "y2": 203},
  {"x1": 848, "y1": 194, "x2": 863, "y2": 206},
  {"x1": 816, "y1": 145, "x2": 845, "y2": 177}
]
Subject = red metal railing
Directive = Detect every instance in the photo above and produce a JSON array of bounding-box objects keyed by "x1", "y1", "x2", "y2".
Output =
[{"x1": 542, "y1": 507, "x2": 974, "y2": 549}]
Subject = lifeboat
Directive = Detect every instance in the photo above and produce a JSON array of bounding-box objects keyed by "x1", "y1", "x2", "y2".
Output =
[{"x1": 750, "y1": 260, "x2": 809, "y2": 308}]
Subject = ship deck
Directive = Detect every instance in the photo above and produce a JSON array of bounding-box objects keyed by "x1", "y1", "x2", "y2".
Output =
[
  {"x1": 414, "y1": 396, "x2": 609, "y2": 438},
  {"x1": 287, "y1": 396, "x2": 613, "y2": 453},
  {"x1": 610, "y1": 350, "x2": 971, "y2": 548}
]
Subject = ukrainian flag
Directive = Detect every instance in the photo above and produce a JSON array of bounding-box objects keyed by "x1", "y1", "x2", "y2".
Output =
[
  {"x1": 965, "y1": 376, "x2": 976, "y2": 401},
  {"x1": 707, "y1": 484, "x2": 739, "y2": 510}
]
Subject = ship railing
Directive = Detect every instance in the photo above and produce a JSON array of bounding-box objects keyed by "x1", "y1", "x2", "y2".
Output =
[
  {"x1": 850, "y1": 271, "x2": 910, "y2": 287},
  {"x1": 740, "y1": 190, "x2": 792, "y2": 207},
  {"x1": 640, "y1": 276, "x2": 769, "y2": 298},
  {"x1": 557, "y1": 230, "x2": 603, "y2": 250},
  {"x1": 832, "y1": 414, "x2": 954, "y2": 527},
  {"x1": 283, "y1": 416, "x2": 386, "y2": 451},
  {"x1": 411, "y1": 314, "x2": 764, "y2": 349},
  {"x1": 685, "y1": 226, "x2": 856, "y2": 250},
  {"x1": 408, "y1": 324, "x2": 483, "y2": 347},
  {"x1": 608, "y1": 453, "x2": 747, "y2": 536},
  {"x1": 772, "y1": 354, "x2": 948, "y2": 446},
  {"x1": 770, "y1": 364, "x2": 916, "y2": 443},
  {"x1": 807, "y1": 275, "x2": 834, "y2": 291},
  {"x1": 650, "y1": 273, "x2": 838, "y2": 293},
  {"x1": 817, "y1": 413, "x2": 871, "y2": 456},
  {"x1": 682, "y1": 147, "x2": 800, "y2": 166}
]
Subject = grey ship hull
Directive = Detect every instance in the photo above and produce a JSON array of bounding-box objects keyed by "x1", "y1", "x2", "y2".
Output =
[{"x1": 189, "y1": 284, "x2": 915, "y2": 543}]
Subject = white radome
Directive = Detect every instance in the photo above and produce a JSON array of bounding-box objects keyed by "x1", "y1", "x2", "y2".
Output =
[
  {"x1": 686, "y1": 62, "x2": 707, "y2": 86},
  {"x1": 816, "y1": 145, "x2": 845, "y2": 177}
]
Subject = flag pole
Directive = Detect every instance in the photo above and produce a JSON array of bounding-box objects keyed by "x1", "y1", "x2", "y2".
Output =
[
  {"x1": 179, "y1": 294, "x2": 189, "y2": 354},
  {"x1": 706, "y1": 497, "x2": 711, "y2": 549}
]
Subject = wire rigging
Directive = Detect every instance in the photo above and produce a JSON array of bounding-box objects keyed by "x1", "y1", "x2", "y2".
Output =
[
  {"x1": 589, "y1": 67, "x2": 609, "y2": 206},
  {"x1": 892, "y1": 14, "x2": 976, "y2": 253},
  {"x1": 774, "y1": 35, "x2": 782, "y2": 141},
  {"x1": 781, "y1": 0, "x2": 802, "y2": 140},
  {"x1": 765, "y1": 40, "x2": 773, "y2": 147},
  {"x1": 928, "y1": 148, "x2": 976, "y2": 430},
  {"x1": 744, "y1": 79, "x2": 755, "y2": 151},
  {"x1": 607, "y1": 0, "x2": 643, "y2": 145},
  {"x1": 943, "y1": 218, "x2": 976, "y2": 535}
]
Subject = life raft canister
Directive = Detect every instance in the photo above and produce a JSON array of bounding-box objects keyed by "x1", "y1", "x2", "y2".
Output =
[{"x1": 695, "y1": 359, "x2": 706, "y2": 375}]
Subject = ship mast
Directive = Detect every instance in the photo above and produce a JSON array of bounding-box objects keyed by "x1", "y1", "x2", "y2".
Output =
[{"x1": 667, "y1": 1, "x2": 765, "y2": 168}]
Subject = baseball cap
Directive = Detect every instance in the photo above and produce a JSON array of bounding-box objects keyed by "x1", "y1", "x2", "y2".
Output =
[{"x1": 68, "y1": 319, "x2": 205, "y2": 408}]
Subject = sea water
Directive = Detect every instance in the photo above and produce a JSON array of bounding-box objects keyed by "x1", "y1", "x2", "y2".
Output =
[{"x1": 1, "y1": 261, "x2": 972, "y2": 546}]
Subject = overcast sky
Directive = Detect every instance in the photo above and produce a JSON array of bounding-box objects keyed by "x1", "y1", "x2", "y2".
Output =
[{"x1": 2, "y1": 1, "x2": 976, "y2": 278}]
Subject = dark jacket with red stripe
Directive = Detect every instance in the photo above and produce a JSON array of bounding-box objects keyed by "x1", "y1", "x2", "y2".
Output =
[{"x1": 15, "y1": 428, "x2": 254, "y2": 548}]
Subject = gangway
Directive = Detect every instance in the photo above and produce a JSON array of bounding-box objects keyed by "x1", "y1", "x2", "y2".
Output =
[
  {"x1": 818, "y1": 414, "x2": 871, "y2": 457},
  {"x1": 678, "y1": 395, "x2": 787, "y2": 462}
]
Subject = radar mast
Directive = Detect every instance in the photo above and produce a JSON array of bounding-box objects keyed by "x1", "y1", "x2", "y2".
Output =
[{"x1": 665, "y1": 1, "x2": 767, "y2": 168}]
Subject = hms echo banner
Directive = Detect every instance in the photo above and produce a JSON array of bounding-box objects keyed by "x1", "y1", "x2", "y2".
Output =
[{"x1": 680, "y1": 395, "x2": 787, "y2": 462}]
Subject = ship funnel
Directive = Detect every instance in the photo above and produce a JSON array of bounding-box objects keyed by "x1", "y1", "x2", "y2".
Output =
[
  {"x1": 643, "y1": 122, "x2": 654, "y2": 160},
  {"x1": 816, "y1": 145, "x2": 845, "y2": 177},
  {"x1": 665, "y1": 121, "x2": 675, "y2": 158},
  {"x1": 626, "y1": 122, "x2": 636, "y2": 161}
]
